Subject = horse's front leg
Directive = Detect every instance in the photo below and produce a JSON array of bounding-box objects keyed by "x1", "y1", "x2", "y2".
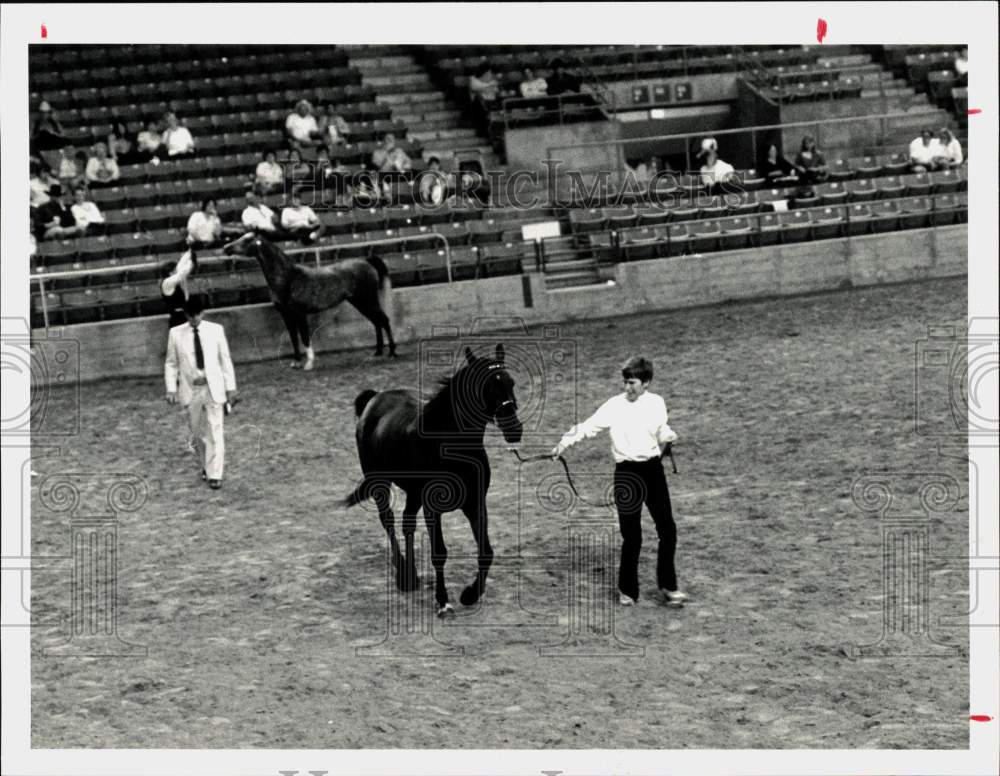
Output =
[
  {"x1": 297, "y1": 313, "x2": 315, "y2": 371},
  {"x1": 277, "y1": 305, "x2": 302, "y2": 368},
  {"x1": 400, "y1": 491, "x2": 421, "y2": 592},
  {"x1": 423, "y1": 509, "x2": 452, "y2": 617},
  {"x1": 460, "y1": 500, "x2": 492, "y2": 607}
]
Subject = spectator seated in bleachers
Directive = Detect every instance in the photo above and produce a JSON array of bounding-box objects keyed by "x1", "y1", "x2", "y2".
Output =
[
  {"x1": 186, "y1": 198, "x2": 225, "y2": 250},
  {"x1": 108, "y1": 119, "x2": 143, "y2": 166},
  {"x1": 547, "y1": 59, "x2": 582, "y2": 94},
  {"x1": 793, "y1": 134, "x2": 828, "y2": 183},
  {"x1": 626, "y1": 157, "x2": 659, "y2": 187},
  {"x1": 136, "y1": 117, "x2": 163, "y2": 161},
  {"x1": 35, "y1": 184, "x2": 83, "y2": 241},
  {"x1": 31, "y1": 100, "x2": 69, "y2": 155},
  {"x1": 758, "y1": 143, "x2": 797, "y2": 181},
  {"x1": 318, "y1": 104, "x2": 351, "y2": 146},
  {"x1": 908, "y1": 129, "x2": 945, "y2": 173},
  {"x1": 280, "y1": 188, "x2": 326, "y2": 245},
  {"x1": 255, "y1": 149, "x2": 286, "y2": 194},
  {"x1": 161, "y1": 112, "x2": 196, "y2": 158},
  {"x1": 371, "y1": 132, "x2": 412, "y2": 174},
  {"x1": 698, "y1": 147, "x2": 736, "y2": 192},
  {"x1": 54, "y1": 144, "x2": 82, "y2": 187},
  {"x1": 29, "y1": 159, "x2": 56, "y2": 210},
  {"x1": 954, "y1": 47, "x2": 968, "y2": 85},
  {"x1": 285, "y1": 100, "x2": 322, "y2": 150},
  {"x1": 70, "y1": 186, "x2": 105, "y2": 234},
  {"x1": 936, "y1": 128, "x2": 964, "y2": 168},
  {"x1": 84, "y1": 142, "x2": 120, "y2": 188},
  {"x1": 241, "y1": 186, "x2": 281, "y2": 235},
  {"x1": 418, "y1": 156, "x2": 450, "y2": 205},
  {"x1": 468, "y1": 64, "x2": 501, "y2": 105},
  {"x1": 519, "y1": 68, "x2": 549, "y2": 99}
]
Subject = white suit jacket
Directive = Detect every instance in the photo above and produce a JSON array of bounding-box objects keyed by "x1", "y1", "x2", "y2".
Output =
[{"x1": 164, "y1": 320, "x2": 236, "y2": 406}]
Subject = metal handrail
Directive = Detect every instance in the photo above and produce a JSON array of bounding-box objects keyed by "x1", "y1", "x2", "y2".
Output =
[{"x1": 30, "y1": 231, "x2": 452, "y2": 331}]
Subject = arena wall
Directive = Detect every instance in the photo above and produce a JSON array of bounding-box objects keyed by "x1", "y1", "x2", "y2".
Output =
[{"x1": 31, "y1": 225, "x2": 966, "y2": 386}]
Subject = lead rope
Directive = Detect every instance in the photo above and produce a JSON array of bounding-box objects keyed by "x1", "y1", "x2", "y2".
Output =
[{"x1": 507, "y1": 445, "x2": 678, "y2": 509}]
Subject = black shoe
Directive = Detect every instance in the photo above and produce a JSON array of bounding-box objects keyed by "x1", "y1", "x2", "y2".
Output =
[{"x1": 208, "y1": 479, "x2": 221, "y2": 490}]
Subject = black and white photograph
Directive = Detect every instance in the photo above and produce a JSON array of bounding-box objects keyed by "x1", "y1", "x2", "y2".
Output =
[{"x1": 2, "y1": 3, "x2": 997, "y2": 776}]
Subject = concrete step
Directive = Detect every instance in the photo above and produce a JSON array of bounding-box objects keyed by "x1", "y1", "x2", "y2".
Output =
[
  {"x1": 398, "y1": 109, "x2": 464, "y2": 124},
  {"x1": 544, "y1": 258, "x2": 600, "y2": 272},
  {"x1": 816, "y1": 54, "x2": 872, "y2": 67},
  {"x1": 339, "y1": 44, "x2": 413, "y2": 56},
  {"x1": 349, "y1": 55, "x2": 418, "y2": 71},
  {"x1": 376, "y1": 90, "x2": 445, "y2": 105},
  {"x1": 363, "y1": 73, "x2": 433, "y2": 89},
  {"x1": 408, "y1": 124, "x2": 479, "y2": 138},
  {"x1": 545, "y1": 271, "x2": 605, "y2": 290}
]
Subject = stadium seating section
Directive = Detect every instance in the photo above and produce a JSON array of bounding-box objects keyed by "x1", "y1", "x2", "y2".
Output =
[{"x1": 29, "y1": 43, "x2": 968, "y2": 328}]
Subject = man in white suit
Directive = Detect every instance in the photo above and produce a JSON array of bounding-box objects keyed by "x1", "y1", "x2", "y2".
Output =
[{"x1": 165, "y1": 294, "x2": 237, "y2": 489}]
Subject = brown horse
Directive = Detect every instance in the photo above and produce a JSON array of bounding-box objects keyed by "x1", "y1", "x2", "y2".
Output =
[
  {"x1": 343, "y1": 345, "x2": 523, "y2": 617},
  {"x1": 223, "y1": 233, "x2": 396, "y2": 370}
]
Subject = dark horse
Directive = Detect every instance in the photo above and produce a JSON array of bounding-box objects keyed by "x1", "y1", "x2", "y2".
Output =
[
  {"x1": 222, "y1": 232, "x2": 395, "y2": 370},
  {"x1": 343, "y1": 345, "x2": 523, "y2": 616}
]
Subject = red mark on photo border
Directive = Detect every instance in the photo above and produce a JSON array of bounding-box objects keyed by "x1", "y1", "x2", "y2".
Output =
[
  {"x1": 967, "y1": 108, "x2": 982, "y2": 116},
  {"x1": 816, "y1": 18, "x2": 828, "y2": 44},
  {"x1": 40, "y1": 24, "x2": 47, "y2": 39},
  {"x1": 970, "y1": 715, "x2": 993, "y2": 722}
]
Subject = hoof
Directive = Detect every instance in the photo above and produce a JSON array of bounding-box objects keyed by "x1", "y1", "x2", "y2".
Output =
[
  {"x1": 389, "y1": 350, "x2": 398, "y2": 359},
  {"x1": 437, "y1": 603, "x2": 456, "y2": 619},
  {"x1": 290, "y1": 360, "x2": 303, "y2": 370},
  {"x1": 302, "y1": 360, "x2": 315, "y2": 372},
  {"x1": 459, "y1": 585, "x2": 481, "y2": 607},
  {"x1": 374, "y1": 349, "x2": 384, "y2": 357}
]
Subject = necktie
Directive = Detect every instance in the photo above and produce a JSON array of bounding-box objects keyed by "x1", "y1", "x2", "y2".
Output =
[{"x1": 192, "y1": 325, "x2": 204, "y2": 370}]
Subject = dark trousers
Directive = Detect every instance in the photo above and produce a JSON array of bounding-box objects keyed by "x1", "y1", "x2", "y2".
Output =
[{"x1": 613, "y1": 457, "x2": 677, "y2": 600}]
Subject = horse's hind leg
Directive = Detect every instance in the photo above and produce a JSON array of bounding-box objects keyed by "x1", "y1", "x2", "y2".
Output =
[
  {"x1": 276, "y1": 305, "x2": 302, "y2": 368},
  {"x1": 350, "y1": 295, "x2": 394, "y2": 357},
  {"x1": 400, "y1": 490, "x2": 421, "y2": 592},
  {"x1": 423, "y1": 510, "x2": 452, "y2": 616},
  {"x1": 373, "y1": 485, "x2": 407, "y2": 590},
  {"x1": 296, "y1": 314, "x2": 315, "y2": 371}
]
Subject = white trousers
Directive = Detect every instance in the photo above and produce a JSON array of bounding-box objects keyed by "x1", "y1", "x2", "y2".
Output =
[{"x1": 187, "y1": 384, "x2": 225, "y2": 480}]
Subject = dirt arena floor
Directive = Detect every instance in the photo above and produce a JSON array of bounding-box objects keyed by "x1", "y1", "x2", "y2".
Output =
[{"x1": 30, "y1": 276, "x2": 970, "y2": 749}]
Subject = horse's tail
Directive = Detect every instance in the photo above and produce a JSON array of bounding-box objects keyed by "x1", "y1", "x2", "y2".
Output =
[
  {"x1": 367, "y1": 255, "x2": 389, "y2": 290},
  {"x1": 342, "y1": 478, "x2": 372, "y2": 508},
  {"x1": 354, "y1": 389, "x2": 378, "y2": 418}
]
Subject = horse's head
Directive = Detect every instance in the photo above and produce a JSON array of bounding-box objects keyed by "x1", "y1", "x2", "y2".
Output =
[
  {"x1": 222, "y1": 231, "x2": 261, "y2": 256},
  {"x1": 461, "y1": 344, "x2": 523, "y2": 443}
]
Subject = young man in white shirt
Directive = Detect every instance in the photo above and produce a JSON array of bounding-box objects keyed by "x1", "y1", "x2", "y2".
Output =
[{"x1": 551, "y1": 357, "x2": 686, "y2": 608}]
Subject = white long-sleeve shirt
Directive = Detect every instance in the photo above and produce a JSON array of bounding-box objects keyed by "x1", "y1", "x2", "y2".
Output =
[{"x1": 558, "y1": 391, "x2": 678, "y2": 463}]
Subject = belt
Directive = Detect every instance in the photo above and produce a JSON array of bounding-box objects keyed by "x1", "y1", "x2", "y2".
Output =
[{"x1": 192, "y1": 377, "x2": 207, "y2": 386}]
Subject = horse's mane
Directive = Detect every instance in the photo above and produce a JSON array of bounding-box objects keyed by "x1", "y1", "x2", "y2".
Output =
[{"x1": 420, "y1": 360, "x2": 498, "y2": 427}]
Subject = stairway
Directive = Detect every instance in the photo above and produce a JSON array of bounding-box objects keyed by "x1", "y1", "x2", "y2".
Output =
[
  {"x1": 542, "y1": 256, "x2": 606, "y2": 290},
  {"x1": 341, "y1": 45, "x2": 501, "y2": 169}
]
